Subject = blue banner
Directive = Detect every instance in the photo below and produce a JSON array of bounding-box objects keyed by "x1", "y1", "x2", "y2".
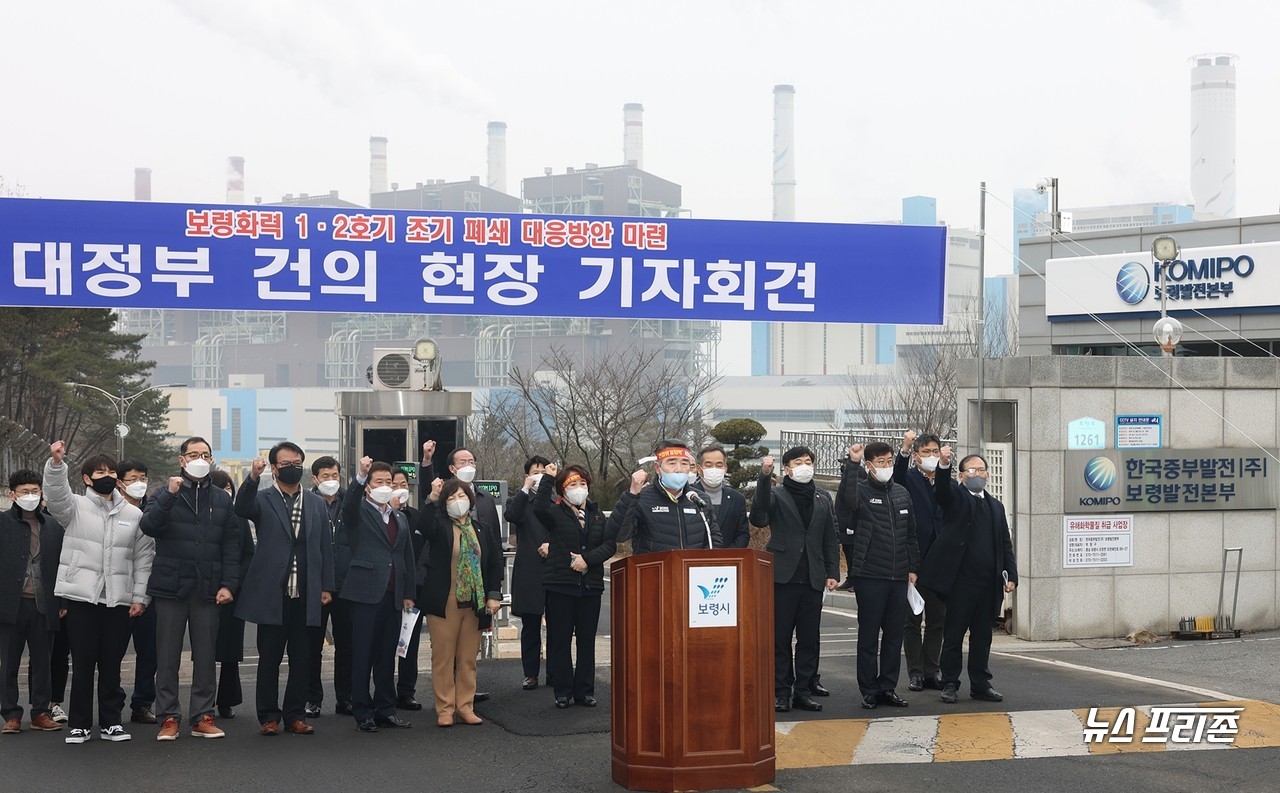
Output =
[{"x1": 0, "y1": 198, "x2": 946, "y2": 324}]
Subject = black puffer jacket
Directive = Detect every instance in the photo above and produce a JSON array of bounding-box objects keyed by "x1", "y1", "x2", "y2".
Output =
[
  {"x1": 838, "y1": 463, "x2": 919, "y2": 581},
  {"x1": 533, "y1": 475, "x2": 614, "y2": 593},
  {"x1": 140, "y1": 478, "x2": 242, "y2": 602},
  {"x1": 609, "y1": 481, "x2": 722, "y2": 554}
]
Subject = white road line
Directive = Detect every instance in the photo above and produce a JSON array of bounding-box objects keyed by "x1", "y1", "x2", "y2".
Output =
[
  {"x1": 852, "y1": 715, "x2": 938, "y2": 765},
  {"x1": 1009, "y1": 709, "x2": 1090, "y2": 758},
  {"x1": 992, "y1": 651, "x2": 1246, "y2": 701}
]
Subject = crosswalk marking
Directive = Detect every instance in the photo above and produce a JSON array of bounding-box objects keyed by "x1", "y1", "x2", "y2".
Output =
[
  {"x1": 934, "y1": 712, "x2": 1015, "y2": 763},
  {"x1": 1009, "y1": 708, "x2": 1091, "y2": 758},
  {"x1": 853, "y1": 715, "x2": 937, "y2": 764}
]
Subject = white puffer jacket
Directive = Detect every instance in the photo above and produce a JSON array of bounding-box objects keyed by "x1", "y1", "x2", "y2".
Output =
[{"x1": 44, "y1": 459, "x2": 154, "y2": 608}]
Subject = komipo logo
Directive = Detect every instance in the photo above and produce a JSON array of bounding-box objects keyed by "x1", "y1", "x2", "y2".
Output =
[
  {"x1": 1084, "y1": 456, "x2": 1117, "y2": 491},
  {"x1": 1115, "y1": 262, "x2": 1150, "y2": 305},
  {"x1": 696, "y1": 576, "x2": 729, "y2": 600}
]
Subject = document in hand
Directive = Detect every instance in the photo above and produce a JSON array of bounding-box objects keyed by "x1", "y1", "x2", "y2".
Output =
[
  {"x1": 397, "y1": 607, "x2": 421, "y2": 658},
  {"x1": 906, "y1": 583, "x2": 925, "y2": 616}
]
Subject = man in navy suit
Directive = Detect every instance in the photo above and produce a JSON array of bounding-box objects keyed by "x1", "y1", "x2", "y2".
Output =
[
  {"x1": 342, "y1": 457, "x2": 417, "y2": 732},
  {"x1": 693, "y1": 445, "x2": 750, "y2": 549},
  {"x1": 234, "y1": 442, "x2": 334, "y2": 736}
]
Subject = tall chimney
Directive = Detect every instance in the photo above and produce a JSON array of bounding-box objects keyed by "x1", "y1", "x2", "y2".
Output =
[
  {"x1": 226, "y1": 156, "x2": 245, "y2": 204},
  {"x1": 772, "y1": 85, "x2": 796, "y2": 221},
  {"x1": 370, "y1": 136, "x2": 389, "y2": 198},
  {"x1": 134, "y1": 167, "x2": 152, "y2": 201},
  {"x1": 1190, "y1": 53, "x2": 1237, "y2": 219},
  {"x1": 623, "y1": 102, "x2": 644, "y2": 169},
  {"x1": 486, "y1": 121, "x2": 508, "y2": 194}
]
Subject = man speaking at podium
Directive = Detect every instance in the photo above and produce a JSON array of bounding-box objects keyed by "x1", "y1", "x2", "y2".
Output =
[{"x1": 611, "y1": 440, "x2": 723, "y2": 553}]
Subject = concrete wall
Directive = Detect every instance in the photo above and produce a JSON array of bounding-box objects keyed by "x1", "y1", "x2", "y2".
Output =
[{"x1": 958, "y1": 355, "x2": 1279, "y2": 640}]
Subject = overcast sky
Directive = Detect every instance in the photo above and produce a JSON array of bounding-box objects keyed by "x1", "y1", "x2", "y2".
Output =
[{"x1": 4, "y1": 0, "x2": 1277, "y2": 373}]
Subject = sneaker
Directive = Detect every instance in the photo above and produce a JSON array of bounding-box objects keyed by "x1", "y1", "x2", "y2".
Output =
[
  {"x1": 100, "y1": 725, "x2": 131, "y2": 742},
  {"x1": 30, "y1": 712, "x2": 62, "y2": 731},
  {"x1": 65, "y1": 728, "x2": 91, "y2": 744},
  {"x1": 191, "y1": 715, "x2": 225, "y2": 738},
  {"x1": 49, "y1": 704, "x2": 68, "y2": 723},
  {"x1": 3, "y1": 717, "x2": 20, "y2": 734},
  {"x1": 131, "y1": 706, "x2": 157, "y2": 724},
  {"x1": 157, "y1": 717, "x2": 179, "y2": 741}
]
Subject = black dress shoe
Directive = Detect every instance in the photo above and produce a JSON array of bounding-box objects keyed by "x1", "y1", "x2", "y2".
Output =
[
  {"x1": 522, "y1": 677, "x2": 539, "y2": 691},
  {"x1": 396, "y1": 697, "x2": 424, "y2": 711},
  {"x1": 575, "y1": 696, "x2": 597, "y2": 707},
  {"x1": 217, "y1": 706, "x2": 235, "y2": 719},
  {"x1": 474, "y1": 692, "x2": 491, "y2": 703},
  {"x1": 861, "y1": 694, "x2": 878, "y2": 710},
  {"x1": 375, "y1": 715, "x2": 412, "y2": 728},
  {"x1": 878, "y1": 690, "x2": 909, "y2": 708},
  {"x1": 335, "y1": 701, "x2": 353, "y2": 716},
  {"x1": 970, "y1": 688, "x2": 1004, "y2": 702},
  {"x1": 837, "y1": 578, "x2": 855, "y2": 591},
  {"x1": 304, "y1": 702, "x2": 321, "y2": 719},
  {"x1": 908, "y1": 675, "x2": 924, "y2": 692},
  {"x1": 924, "y1": 674, "x2": 945, "y2": 690},
  {"x1": 774, "y1": 697, "x2": 791, "y2": 713},
  {"x1": 791, "y1": 695, "x2": 822, "y2": 712},
  {"x1": 356, "y1": 718, "x2": 379, "y2": 732},
  {"x1": 554, "y1": 698, "x2": 571, "y2": 709},
  {"x1": 810, "y1": 681, "x2": 831, "y2": 697},
  {"x1": 940, "y1": 686, "x2": 959, "y2": 704}
]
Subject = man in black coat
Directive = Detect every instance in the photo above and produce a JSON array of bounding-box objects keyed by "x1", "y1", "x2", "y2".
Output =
[
  {"x1": 893, "y1": 431, "x2": 948, "y2": 692},
  {"x1": 693, "y1": 445, "x2": 750, "y2": 549},
  {"x1": 610, "y1": 440, "x2": 723, "y2": 553},
  {"x1": 140, "y1": 436, "x2": 242, "y2": 740},
  {"x1": 341, "y1": 457, "x2": 417, "y2": 732},
  {"x1": 116, "y1": 460, "x2": 159, "y2": 725},
  {"x1": 919, "y1": 447, "x2": 1017, "y2": 704},
  {"x1": 749, "y1": 447, "x2": 838, "y2": 714},
  {"x1": 1, "y1": 469, "x2": 64, "y2": 733},
  {"x1": 306, "y1": 456, "x2": 351, "y2": 716},
  {"x1": 506, "y1": 455, "x2": 551, "y2": 691},
  {"x1": 235, "y1": 442, "x2": 334, "y2": 735},
  {"x1": 391, "y1": 467, "x2": 425, "y2": 711}
]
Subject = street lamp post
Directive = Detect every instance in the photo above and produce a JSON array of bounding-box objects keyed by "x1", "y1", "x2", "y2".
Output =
[
  {"x1": 65, "y1": 382, "x2": 186, "y2": 461},
  {"x1": 1150, "y1": 235, "x2": 1184, "y2": 357}
]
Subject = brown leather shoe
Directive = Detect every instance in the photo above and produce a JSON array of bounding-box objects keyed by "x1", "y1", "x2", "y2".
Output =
[
  {"x1": 30, "y1": 712, "x2": 63, "y2": 731},
  {"x1": 190, "y1": 715, "x2": 225, "y2": 738},
  {"x1": 259, "y1": 721, "x2": 280, "y2": 736},
  {"x1": 3, "y1": 717, "x2": 20, "y2": 734},
  {"x1": 286, "y1": 720, "x2": 314, "y2": 735}
]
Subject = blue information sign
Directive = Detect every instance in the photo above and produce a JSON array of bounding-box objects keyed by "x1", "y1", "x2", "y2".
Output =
[{"x1": 0, "y1": 198, "x2": 947, "y2": 325}]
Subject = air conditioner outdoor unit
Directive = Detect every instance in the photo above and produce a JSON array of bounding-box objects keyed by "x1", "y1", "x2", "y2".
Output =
[{"x1": 371, "y1": 348, "x2": 427, "y2": 391}]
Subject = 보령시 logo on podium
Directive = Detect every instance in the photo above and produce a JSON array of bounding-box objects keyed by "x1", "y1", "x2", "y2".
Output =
[{"x1": 689, "y1": 566, "x2": 738, "y2": 628}]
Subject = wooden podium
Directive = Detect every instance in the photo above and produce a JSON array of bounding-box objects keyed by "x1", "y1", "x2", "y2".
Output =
[{"x1": 610, "y1": 549, "x2": 775, "y2": 792}]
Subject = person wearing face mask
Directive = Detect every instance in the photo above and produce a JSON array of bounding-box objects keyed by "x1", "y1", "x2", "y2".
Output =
[
  {"x1": 838, "y1": 441, "x2": 919, "y2": 710},
  {"x1": 692, "y1": 445, "x2": 750, "y2": 549},
  {"x1": 209, "y1": 469, "x2": 255, "y2": 721},
  {"x1": 43, "y1": 441, "x2": 154, "y2": 745},
  {"x1": 307, "y1": 456, "x2": 352, "y2": 717},
  {"x1": 341, "y1": 457, "x2": 417, "y2": 732},
  {"x1": 389, "y1": 468, "x2": 426, "y2": 712},
  {"x1": 115, "y1": 460, "x2": 160, "y2": 726},
  {"x1": 415, "y1": 478, "x2": 503, "y2": 727},
  {"x1": 533, "y1": 464, "x2": 614, "y2": 709},
  {"x1": 1, "y1": 469, "x2": 65, "y2": 734},
  {"x1": 892, "y1": 431, "x2": 948, "y2": 693},
  {"x1": 234, "y1": 442, "x2": 335, "y2": 736},
  {"x1": 919, "y1": 448, "x2": 1017, "y2": 705},
  {"x1": 504, "y1": 455, "x2": 551, "y2": 691},
  {"x1": 750, "y1": 447, "x2": 839, "y2": 713},
  {"x1": 139, "y1": 437, "x2": 242, "y2": 741},
  {"x1": 610, "y1": 440, "x2": 722, "y2": 553}
]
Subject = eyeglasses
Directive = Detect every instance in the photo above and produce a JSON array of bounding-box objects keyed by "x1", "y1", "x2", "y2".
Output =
[
  {"x1": 963, "y1": 467, "x2": 988, "y2": 475},
  {"x1": 182, "y1": 452, "x2": 213, "y2": 461},
  {"x1": 276, "y1": 462, "x2": 304, "y2": 470}
]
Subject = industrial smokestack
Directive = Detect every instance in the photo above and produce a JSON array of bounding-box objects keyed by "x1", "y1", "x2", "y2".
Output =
[
  {"x1": 772, "y1": 85, "x2": 796, "y2": 221},
  {"x1": 486, "y1": 121, "x2": 508, "y2": 194},
  {"x1": 370, "y1": 136, "x2": 389, "y2": 198},
  {"x1": 1190, "y1": 53, "x2": 1237, "y2": 219},
  {"x1": 134, "y1": 167, "x2": 152, "y2": 201},
  {"x1": 623, "y1": 102, "x2": 643, "y2": 169},
  {"x1": 226, "y1": 156, "x2": 245, "y2": 205}
]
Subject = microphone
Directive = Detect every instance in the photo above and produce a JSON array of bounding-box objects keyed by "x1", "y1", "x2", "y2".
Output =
[
  {"x1": 685, "y1": 489, "x2": 707, "y2": 508},
  {"x1": 685, "y1": 490, "x2": 714, "y2": 548}
]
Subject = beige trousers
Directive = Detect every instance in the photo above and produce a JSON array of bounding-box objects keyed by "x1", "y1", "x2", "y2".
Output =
[{"x1": 426, "y1": 598, "x2": 480, "y2": 720}]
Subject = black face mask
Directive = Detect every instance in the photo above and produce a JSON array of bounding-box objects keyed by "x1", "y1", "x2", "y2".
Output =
[
  {"x1": 276, "y1": 465, "x2": 304, "y2": 486},
  {"x1": 89, "y1": 475, "x2": 118, "y2": 495}
]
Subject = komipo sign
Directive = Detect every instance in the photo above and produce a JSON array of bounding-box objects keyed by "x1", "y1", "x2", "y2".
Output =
[
  {"x1": 0, "y1": 198, "x2": 947, "y2": 325},
  {"x1": 1045, "y1": 242, "x2": 1273, "y2": 320}
]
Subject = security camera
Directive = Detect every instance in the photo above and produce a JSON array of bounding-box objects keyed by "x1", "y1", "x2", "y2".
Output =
[{"x1": 1035, "y1": 177, "x2": 1053, "y2": 194}]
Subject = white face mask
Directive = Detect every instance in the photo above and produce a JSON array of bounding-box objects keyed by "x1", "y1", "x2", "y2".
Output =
[
  {"x1": 918, "y1": 456, "x2": 940, "y2": 473},
  {"x1": 563, "y1": 486, "x2": 589, "y2": 506},
  {"x1": 530, "y1": 472, "x2": 544, "y2": 490},
  {"x1": 788, "y1": 464, "x2": 815, "y2": 484},
  {"x1": 368, "y1": 485, "x2": 394, "y2": 505},
  {"x1": 15, "y1": 493, "x2": 41, "y2": 512},
  {"x1": 446, "y1": 498, "x2": 471, "y2": 519},
  {"x1": 699, "y1": 467, "x2": 726, "y2": 487},
  {"x1": 391, "y1": 488, "x2": 410, "y2": 505},
  {"x1": 317, "y1": 480, "x2": 340, "y2": 497},
  {"x1": 124, "y1": 481, "x2": 149, "y2": 500},
  {"x1": 455, "y1": 465, "x2": 477, "y2": 483},
  {"x1": 184, "y1": 458, "x2": 212, "y2": 479},
  {"x1": 869, "y1": 465, "x2": 894, "y2": 483}
]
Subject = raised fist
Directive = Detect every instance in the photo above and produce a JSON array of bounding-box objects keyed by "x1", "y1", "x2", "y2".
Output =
[
  {"x1": 629, "y1": 470, "x2": 648, "y2": 495},
  {"x1": 760, "y1": 455, "x2": 775, "y2": 475},
  {"x1": 902, "y1": 430, "x2": 917, "y2": 452},
  {"x1": 848, "y1": 444, "x2": 864, "y2": 464},
  {"x1": 523, "y1": 474, "x2": 538, "y2": 491},
  {"x1": 359, "y1": 455, "x2": 373, "y2": 477},
  {"x1": 545, "y1": 462, "x2": 559, "y2": 477},
  {"x1": 50, "y1": 440, "x2": 66, "y2": 466},
  {"x1": 429, "y1": 477, "x2": 444, "y2": 502},
  {"x1": 422, "y1": 439, "x2": 436, "y2": 461},
  {"x1": 168, "y1": 476, "x2": 183, "y2": 494},
  {"x1": 940, "y1": 445, "x2": 953, "y2": 466},
  {"x1": 250, "y1": 457, "x2": 267, "y2": 480}
]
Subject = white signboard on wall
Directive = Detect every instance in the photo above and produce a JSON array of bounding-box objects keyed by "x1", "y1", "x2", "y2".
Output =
[
  {"x1": 1063, "y1": 515, "x2": 1133, "y2": 568},
  {"x1": 1045, "y1": 242, "x2": 1280, "y2": 320}
]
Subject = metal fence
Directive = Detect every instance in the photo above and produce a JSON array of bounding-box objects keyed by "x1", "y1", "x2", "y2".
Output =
[{"x1": 779, "y1": 429, "x2": 961, "y2": 477}]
